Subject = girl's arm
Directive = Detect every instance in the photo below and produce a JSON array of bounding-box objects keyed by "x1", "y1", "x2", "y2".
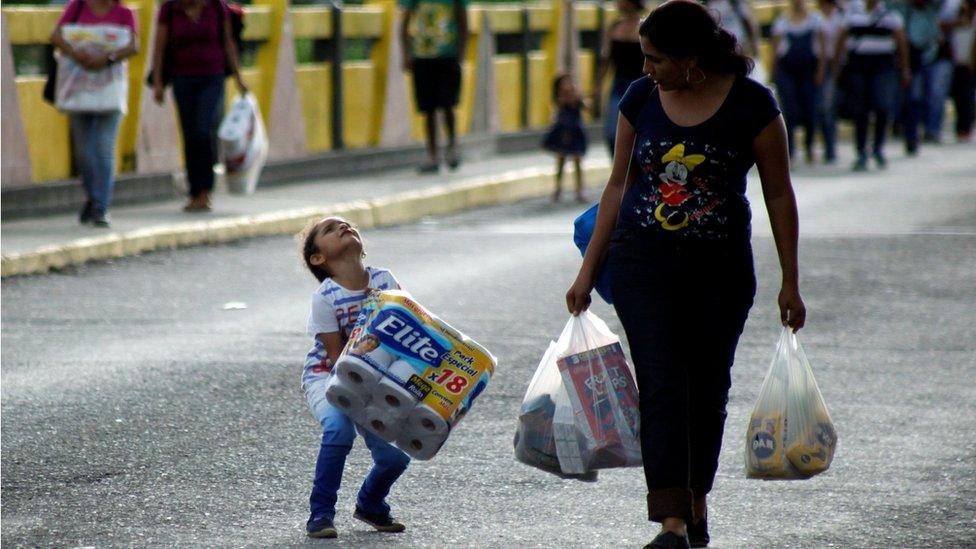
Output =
[
  {"x1": 565, "y1": 116, "x2": 638, "y2": 315},
  {"x1": 316, "y1": 332, "x2": 346, "y2": 366},
  {"x1": 150, "y1": 18, "x2": 169, "y2": 104},
  {"x1": 753, "y1": 114, "x2": 806, "y2": 331}
]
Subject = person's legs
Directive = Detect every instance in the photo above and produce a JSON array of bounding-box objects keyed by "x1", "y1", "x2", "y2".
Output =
[
  {"x1": 440, "y1": 57, "x2": 462, "y2": 169},
  {"x1": 775, "y1": 68, "x2": 800, "y2": 159},
  {"x1": 903, "y1": 67, "x2": 925, "y2": 154},
  {"x1": 870, "y1": 68, "x2": 898, "y2": 166},
  {"x1": 798, "y1": 73, "x2": 817, "y2": 162},
  {"x1": 572, "y1": 156, "x2": 584, "y2": 201},
  {"x1": 308, "y1": 403, "x2": 357, "y2": 522},
  {"x1": 443, "y1": 107, "x2": 459, "y2": 169},
  {"x1": 69, "y1": 113, "x2": 96, "y2": 218},
  {"x1": 552, "y1": 155, "x2": 565, "y2": 201},
  {"x1": 951, "y1": 65, "x2": 975, "y2": 138},
  {"x1": 356, "y1": 428, "x2": 410, "y2": 518},
  {"x1": 818, "y1": 72, "x2": 837, "y2": 162},
  {"x1": 423, "y1": 111, "x2": 440, "y2": 166},
  {"x1": 924, "y1": 58, "x2": 954, "y2": 141},
  {"x1": 87, "y1": 111, "x2": 123, "y2": 220},
  {"x1": 605, "y1": 79, "x2": 628, "y2": 157},
  {"x1": 173, "y1": 75, "x2": 224, "y2": 202}
]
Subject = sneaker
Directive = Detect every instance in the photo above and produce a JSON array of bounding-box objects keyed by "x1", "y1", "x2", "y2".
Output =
[
  {"x1": 687, "y1": 518, "x2": 709, "y2": 548},
  {"x1": 873, "y1": 152, "x2": 887, "y2": 169},
  {"x1": 79, "y1": 200, "x2": 94, "y2": 224},
  {"x1": 306, "y1": 516, "x2": 337, "y2": 538},
  {"x1": 446, "y1": 150, "x2": 460, "y2": 171},
  {"x1": 852, "y1": 157, "x2": 868, "y2": 172},
  {"x1": 353, "y1": 507, "x2": 406, "y2": 533},
  {"x1": 644, "y1": 531, "x2": 691, "y2": 549},
  {"x1": 91, "y1": 212, "x2": 111, "y2": 228},
  {"x1": 183, "y1": 195, "x2": 211, "y2": 212},
  {"x1": 417, "y1": 162, "x2": 439, "y2": 174}
]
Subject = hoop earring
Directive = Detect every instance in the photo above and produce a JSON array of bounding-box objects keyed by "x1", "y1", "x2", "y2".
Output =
[{"x1": 686, "y1": 66, "x2": 706, "y2": 85}]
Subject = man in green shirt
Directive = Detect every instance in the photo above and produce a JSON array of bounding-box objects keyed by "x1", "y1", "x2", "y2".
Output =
[{"x1": 400, "y1": 0, "x2": 469, "y2": 172}]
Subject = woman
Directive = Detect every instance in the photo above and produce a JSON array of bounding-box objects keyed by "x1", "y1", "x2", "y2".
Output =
[
  {"x1": 565, "y1": 2, "x2": 805, "y2": 548},
  {"x1": 594, "y1": 0, "x2": 645, "y2": 157},
  {"x1": 833, "y1": 0, "x2": 911, "y2": 170},
  {"x1": 771, "y1": 0, "x2": 827, "y2": 163},
  {"x1": 150, "y1": 0, "x2": 247, "y2": 212},
  {"x1": 50, "y1": 0, "x2": 139, "y2": 228}
]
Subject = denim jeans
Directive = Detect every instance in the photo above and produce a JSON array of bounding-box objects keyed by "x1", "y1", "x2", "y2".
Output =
[
  {"x1": 774, "y1": 64, "x2": 818, "y2": 159},
  {"x1": 817, "y1": 69, "x2": 838, "y2": 161},
  {"x1": 172, "y1": 74, "x2": 225, "y2": 198},
  {"x1": 846, "y1": 66, "x2": 898, "y2": 159},
  {"x1": 607, "y1": 229, "x2": 755, "y2": 522},
  {"x1": 69, "y1": 111, "x2": 123, "y2": 215},
  {"x1": 925, "y1": 58, "x2": 954, "y2": 139},
  {"x1": 305, "y1": 376, "x2": 410, "y2": 522}
]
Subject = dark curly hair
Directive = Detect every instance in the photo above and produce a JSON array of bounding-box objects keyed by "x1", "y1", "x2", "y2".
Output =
[{"x1": 639, "y1": 0, "x2": 753, "y2": 78}]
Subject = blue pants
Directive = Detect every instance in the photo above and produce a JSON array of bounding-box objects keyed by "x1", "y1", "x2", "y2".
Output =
[
  {"x1": 775, "y1": 64, "x2": 818, "y2": 159},
  {"x1": 817, "y1": 69, "x2": 838, "y2": 161},
  {"x1": 903, "y1": 61, "x2": 951, "y2": 149},
  {"x1": 306, "y1": 379, "x2": 410, "y2": 522},
  {"x1": 172, "y1": 74, "x2": 225, "y2": 198},
  {"x1": 925, "y1": 59, "x2": 954, "y2": 139},
  {"x1": 604, "y1": 78, "x2": 631, "y2": 157},
  {"x1": 69, "y1": 111, "x2": 122, "y2": 215},
  {"x1": 607, "y1": 229, "x2": 755, "y2": 522},
  {"x1": 846, "y1": 67, "x2": 898, "y2": 159}
]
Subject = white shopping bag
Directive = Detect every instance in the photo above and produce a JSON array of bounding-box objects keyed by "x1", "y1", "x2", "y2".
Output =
[
  {"x1": 746, "y1": 328, "x2": 838, "y2": 480},
  {"x1": 55, "y1": 24, "x2": 131, "y2": 113},
  {"x1": 218, "y1": 93, "x2": 268, "y2": 195}
]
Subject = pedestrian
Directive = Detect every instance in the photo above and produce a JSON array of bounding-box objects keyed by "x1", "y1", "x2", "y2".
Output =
[
  {"x1": 948, "y1": 0, "x2": 976, "y2": 140},
  {"x1": 703, "y1": 0, "x2": 761, "y2": 58},
  {"x1": 543, "y1": 74, "x2": 588, "y2": 203},
  {"x1": 833, "y1": 0, "x2": 911, "y2": 170},
  {"x1": 817, "y1": 0, "x2": 846, "y2": 162},
  {"x1": 565, "y1": 2, "x2": 806, "y2": 548},
  {"x1": 50, "y1": 0, "x2": 139, "y2": 228},
  {"x1": 772, "y1": 0, "x2": 828, "y2": 163},
  {"x1": 899, "y1": 0, "x2": 944, "y2": 154},
  {"x1": 149, "y1": 0, "x2": 247, "y2": 212},
  {"x1": 299, "y1": 216, "x2": 410, "y2": 539},
  {"x1": 594, "y1": 0, "x2": 645, "y2": 157},
  {"x1": 400, "y1": 0, "x2": 468, "y2": 173}
]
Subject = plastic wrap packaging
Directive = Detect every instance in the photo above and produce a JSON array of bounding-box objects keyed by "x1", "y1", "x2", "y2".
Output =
[
  {"x1": 218, "y1": 93, "x2": 268, "y2": 195},
  {"x1": 323, "y1": 290, "x2": 496, "y2": 460},
  {"x1": 514, "y1": 312, "x2": 640, "y2": 480},
  {"x1": 55, "y1": 24, "x2": 131, "y2": 113},
  {"x1": 746, "y1": 328, "x2": 838, "y2": 480}
]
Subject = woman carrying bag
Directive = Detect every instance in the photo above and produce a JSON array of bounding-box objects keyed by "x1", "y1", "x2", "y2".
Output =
[
  {"x1": 50, "y1": 0, "x2": 138, "y2": 228},
  {"x1": 149, "y1": 0, "x2": 247, "y2": 212}
]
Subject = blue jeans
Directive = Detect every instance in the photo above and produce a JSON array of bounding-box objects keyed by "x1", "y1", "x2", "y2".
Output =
[
  {"x1": 172, "y1": 74, "x2": 225, "y2": 198},
  {"x1": 69, "y1": 111, "x2": 123, "y2": 215},
  {"x1": 607, "y1": 229, "x2": 755, "y2": 522},
  {"x1": 774, "y1": 64, "x2": 819, "y2": 159},
  {"x1": 305, "y1": 377, "x2": 410, "y2": 522},
  {"x1": 846, "y1": 67, "x2": 898, "y2": 159},
  {"x1": 925, "y1": 58, "x2": 953, "y2": 139},
  {"x1": 817, "y1": 70, "x2": 838, "y2": 161}
]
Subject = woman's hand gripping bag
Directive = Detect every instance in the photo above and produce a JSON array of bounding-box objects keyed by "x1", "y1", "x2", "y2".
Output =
[
  {"x1": 573, "y1": 204, "x2": 613, "y2": 304},
  {"x1": 515, "y1": 311, "x2": 640, "y2": 479},
  {"x1": 746, "y1": 328, "x2": 838, "y2": 479}
]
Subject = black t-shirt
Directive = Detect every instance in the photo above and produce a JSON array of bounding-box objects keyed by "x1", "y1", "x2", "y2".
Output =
[{"x1": 617, "y1": 76, "x2": 780, "y2": 242}]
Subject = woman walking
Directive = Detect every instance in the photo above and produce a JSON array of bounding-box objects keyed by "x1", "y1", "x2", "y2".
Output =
[
  {"x1": 566, "y1": 2, "x2": 805, "y2": 547},
  {"x1": 150, "y1": 0, "x2": 247, "y2": 211},
  {"x1": 50, "y1": 0, "x2": 139, "y2": 227},
  {"x1": 594, "y1": 0, "x2": 645, "y2": 157}
]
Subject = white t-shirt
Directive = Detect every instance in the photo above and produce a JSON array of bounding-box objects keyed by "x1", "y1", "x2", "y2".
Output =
[
  {"x1": 302, "y1": 267, "x2": 401, "y2": 384},
  {"x1": 819, "y1": 8, "x2": 846, "y2": 59},
  {"x1": 772, "y1": 13, "x2": 825, "y2": 57},
  {"x1": 951, "y1": 18, "x2": 976, "y2": 64},
  {"x1": 708, "y1": 0, "x2": 753, "y2": 50}
]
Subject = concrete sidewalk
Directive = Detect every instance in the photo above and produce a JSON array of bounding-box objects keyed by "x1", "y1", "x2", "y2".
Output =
[{"x1": 1, "y1": 150, "x2": 612, "y2": 277}]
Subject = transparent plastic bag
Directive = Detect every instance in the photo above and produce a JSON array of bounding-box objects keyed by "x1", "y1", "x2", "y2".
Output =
[
  {"x1": 514, "y1": 311, "x2": 641, "y2": 479},
  {"x1": 746, "y1": 328, "x2": 838, "y2": 480},
  {"x1": 218, "y1": 93, "x2": 268, "y2": 195}
]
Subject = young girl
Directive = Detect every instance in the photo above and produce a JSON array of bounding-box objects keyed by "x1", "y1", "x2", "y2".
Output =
[
  {"x1": 300, "y1": 216, "x2": 410, "y2": 538},
  {"x1": 542, "y1": 74, "x2": 588, "y2": 203}
]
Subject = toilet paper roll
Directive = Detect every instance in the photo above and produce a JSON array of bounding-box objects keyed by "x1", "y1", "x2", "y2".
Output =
[
  {"x1": 335, "y1": 355, "x2": 384, "y2": 390},
  {"x1": 371, "y1": 376, "x2": 418, "y2": 419},
  {"x1": 386, "y1": 359, "x2": 417, "y2": 384},
  {"x1": 351, "y1": 344, "x2": 395, "y2": 371},
  {"x1": 406, "y1": 403, "x2": 450, "y2": 436},
  {"x1": 361, "y1": 405, "x2": 402, "y2": 442},
  {"x1": 325, "y1": 377, "x2": 368, "y2": 418},
  {"x1": 396, "y1": 431, "x2": 447, "y2": 461}
]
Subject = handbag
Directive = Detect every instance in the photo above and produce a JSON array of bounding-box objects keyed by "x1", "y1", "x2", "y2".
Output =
[{"x1": 43, "y1": 0, "x2": 84, "y2": 104}]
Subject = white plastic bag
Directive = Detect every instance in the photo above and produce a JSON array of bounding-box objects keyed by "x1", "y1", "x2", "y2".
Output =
[
  {"x1": 746, "y1": 328, "x2": 838, "y2": 479},
  {"x1": 55, "y1": 24, "x2": 131, "y2": 113},
  {"x1": 514, "y1": 311, "x2": 641, "y2": 479},
  {"x1": 218, "y1": 93, "x2": 268, "y2": 195}
]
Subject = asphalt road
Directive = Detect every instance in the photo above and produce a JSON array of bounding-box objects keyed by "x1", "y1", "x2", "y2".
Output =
[{"x1": 3, "y1": 145, "x2": 976, "y2": 548}]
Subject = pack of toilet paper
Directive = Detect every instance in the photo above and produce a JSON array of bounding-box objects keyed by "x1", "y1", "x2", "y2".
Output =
[
  {"x1": 325, "y1": 290, "x2": 496, "y2": 460},
  {"x1": 746, "y1": 328, "x2": 837, "y2": 480}
]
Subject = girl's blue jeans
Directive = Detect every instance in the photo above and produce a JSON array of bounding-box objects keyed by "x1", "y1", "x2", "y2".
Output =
[
  {"x1": 69, "y1": 111, "x2": 123, "y2": 215},
  {"x1": 305, "y1": 377, "x2": 410, "y2": 522}
]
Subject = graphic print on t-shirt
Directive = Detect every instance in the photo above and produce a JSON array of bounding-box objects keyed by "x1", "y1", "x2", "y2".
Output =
[
  {"x1": 633, "y1": 139, "x2": 740, "y2": 237},
  {"x1": 412, "y1": 2, "x2": 458, "y2": 58}
]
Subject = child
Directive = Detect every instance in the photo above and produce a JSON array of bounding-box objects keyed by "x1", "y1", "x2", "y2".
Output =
[
  {"x1": 543, "y1": 74, "x2": 588, "y2": 203},
  {"x1": 299, "y1": 216, "x2": 410, "y2": 538}
]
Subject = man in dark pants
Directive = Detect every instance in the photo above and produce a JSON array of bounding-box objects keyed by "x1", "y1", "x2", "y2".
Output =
[{"x1": 400, "y1": 0, "x2": 468, "y2": 173}]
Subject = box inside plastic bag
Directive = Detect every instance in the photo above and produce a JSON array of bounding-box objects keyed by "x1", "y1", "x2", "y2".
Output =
[
  {"x1": 324, "y1": 290, "x2": 496, "y2": 461},
  {"x1": 514, "y1": 311, "x2": 641, "y2": 479},
  {"x1": 746, "y1": 328, "x2": 838, "y2": 480},
  {"x1": 218, "y1": 93, "x2": 268, "y2": 195}
]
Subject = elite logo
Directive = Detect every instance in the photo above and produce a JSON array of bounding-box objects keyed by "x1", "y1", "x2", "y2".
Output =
[{"x1": 370, "y1": 308, "x2": 451, "y2": 367}]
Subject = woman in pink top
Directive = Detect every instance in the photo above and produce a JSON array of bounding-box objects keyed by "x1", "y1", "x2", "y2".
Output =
[
  {"x1": 149, "y1": 0, "x2": 246, "y2": 212},
  {"x1": 50, "y1": 0, "x2": 138, "y2": 228}
]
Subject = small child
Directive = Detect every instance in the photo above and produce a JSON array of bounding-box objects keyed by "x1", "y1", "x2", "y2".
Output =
[
  {"x1": 299, "y1": 216, "x2": 410, "y2": 539},
  {"x1": 542, "y1": 74, "x2": 588, "y2": 203}
]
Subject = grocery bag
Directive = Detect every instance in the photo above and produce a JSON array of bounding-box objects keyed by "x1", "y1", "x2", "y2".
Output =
[
  {"x1": 55, "y1": 24, "x2": 131, "y2": 113},
  {"x1": 572, "y1": 204, "x2": 613, "y2": 304},
  {"x1": 746, "y1": 328, "x2": 838, "y2": 480},
  {"x1": 218, "y1": 93, "x2": 268, "y2": 195},
  {"x1": 514, "y1": 311, "x2": 641, "y2": 479}
]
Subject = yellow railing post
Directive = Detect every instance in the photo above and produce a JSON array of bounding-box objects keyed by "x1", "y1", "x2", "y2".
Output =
[
  {"x1": 117, "y1": 1, "x2": 153, "y2": 172},
  {"x1": 367, "y1": 0, "x2": 394, "y2": 146}
]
